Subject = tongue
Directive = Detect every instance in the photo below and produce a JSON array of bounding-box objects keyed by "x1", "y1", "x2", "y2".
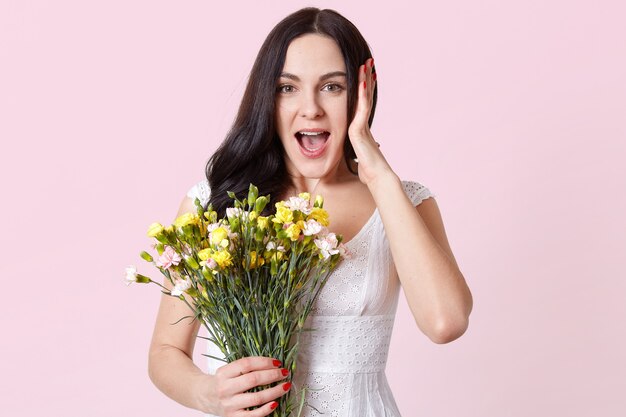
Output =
[{"x1": 301, "y1": 133, "x2": 327, "y2": 149}]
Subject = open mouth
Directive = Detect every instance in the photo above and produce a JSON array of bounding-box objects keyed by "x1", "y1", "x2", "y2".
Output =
[{"x1": 295, "y1": 131, "x2": 330, "y2": 157}]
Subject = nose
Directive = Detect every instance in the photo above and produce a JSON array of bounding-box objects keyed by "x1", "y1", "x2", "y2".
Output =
[{"x1": 298, "y1": 90, "x2": 324, "y2": 119}]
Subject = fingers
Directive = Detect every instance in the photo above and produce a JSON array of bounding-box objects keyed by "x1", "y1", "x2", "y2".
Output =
[
  {"x1": 212, "y1": 356, "x2": 290, "y2": 414},
  {"x1": 223, "y1": 366, "x2": 289, "y2": 397},
  {"x1": 355, "y1": 58, "x2": 376, "y2": 126},
  {"x1": 218, "y1": 356, "x2": 281, "y2": 379},
  {"x1": 229, "y1": 380, "x2": 292, "y2": 412},
  {"x1": 241, "y1": 400, "x2": 281, "y2": 417}
]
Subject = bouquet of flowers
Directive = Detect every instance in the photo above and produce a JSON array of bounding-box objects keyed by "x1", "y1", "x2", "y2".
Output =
[{"x1": 126, "y1": 184, "x2": 345, "y2": 416}]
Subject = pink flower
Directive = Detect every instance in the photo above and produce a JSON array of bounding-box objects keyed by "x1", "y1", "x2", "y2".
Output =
[
  {"x1": 303, "y1": 219, "x2": 322, "y2": 236},
  {"x1": 338, "y1": 243, "x2": 352, "y2": 259},
  {"x1": 314, "y1": 233, "x2": 340, "y2": 260},
  {"x1": 170, "y1": 278, "x2": 192, "y2": 296},
  {"x1": 155, "y1": 246, "x2": 182, "y2": 269}
]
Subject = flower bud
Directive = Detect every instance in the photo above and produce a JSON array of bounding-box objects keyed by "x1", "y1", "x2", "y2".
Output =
[
  {"x1": 156, "y1": 233, "x2": 170, "y2": 244},
  {"x1": 194, "y1": 198, "x2": 205, "y2": 216},
  {"x1": 201, "y1": 266, "x2": 213, "y2": 280},
  {"x1": 314, "y1": 195, "x2": 324, "y2": 208},
  {"x1": 184, "y1": 255, "x2": 199, "y2": 269},
  {"x1": 147, "y1": 222, "x2": 164, "y2": 238},
  {"x1": 135, "y1": 273, "x2": 151, "y2": 284},
  {"x1": 182, "y1": 224, "x2": 194, "y2": 238},
  {"x1": 255, "y1": 196, "x2": 268, "y2": 213},
  {"x1": 247, "y1": 184, "x2": 258, "y2": 206},
  {"x1": 140, "y1": 251, "x2": 153, "y2": 262}
]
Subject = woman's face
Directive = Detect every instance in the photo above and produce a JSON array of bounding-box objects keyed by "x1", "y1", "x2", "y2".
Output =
[{"x1": 275, "y1": 33, "x2": 349, "y2": 180}]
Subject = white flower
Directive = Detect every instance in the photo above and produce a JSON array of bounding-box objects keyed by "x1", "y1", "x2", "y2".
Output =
[
  {"x1": 265, "y1": 241, "x2": 285, "y2": 252},
  {"x1": 284, "y1": 196, "x2": 311, "y2": 214},
  {"x1": 125, "y1": 265, "x2": 137, "y2": 286},
  {"x1": 170, "y1": 278, "x2": 192, "y2": 296},
  {"x1": 226, "y1": 207, "x2": 243, "y2": 220},
  {"x1": 303, "y1": 219, "x2": 322, "y2": 236}
]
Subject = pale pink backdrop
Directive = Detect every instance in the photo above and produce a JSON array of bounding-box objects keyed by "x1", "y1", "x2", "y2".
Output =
[{"x1": 1, "y1": 1, "x2": 624, "y2": 416}]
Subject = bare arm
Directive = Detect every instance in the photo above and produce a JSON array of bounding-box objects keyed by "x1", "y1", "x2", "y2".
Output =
[
  {"x1": 147, "y1": 196, "x2": 290, "y2": 415},
  {"x1": 348, "y1": 58, "x2": 473, "y2": 344},
  {"x1": 369, "y1": 174, "x2": 473, "y2": 344}
]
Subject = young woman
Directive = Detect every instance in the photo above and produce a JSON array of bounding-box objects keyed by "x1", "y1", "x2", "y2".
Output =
[{"x1": 148, "y1": 7, "x2": 473, "y2": 417}]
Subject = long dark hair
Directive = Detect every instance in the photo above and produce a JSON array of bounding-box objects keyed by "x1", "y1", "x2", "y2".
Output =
[{"x1": 205, "y1": 7, "x2": 377, "y2": 216}]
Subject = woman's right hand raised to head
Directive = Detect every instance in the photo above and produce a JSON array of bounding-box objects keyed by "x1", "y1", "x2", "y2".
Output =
[{"x1": 195, "y1": 356, "x2": 292, "y2": 416}]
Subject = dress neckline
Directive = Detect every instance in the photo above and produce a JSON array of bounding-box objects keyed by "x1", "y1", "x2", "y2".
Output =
[{"x1": 342, "y1": 208, "x2": 379, "y2": 248}]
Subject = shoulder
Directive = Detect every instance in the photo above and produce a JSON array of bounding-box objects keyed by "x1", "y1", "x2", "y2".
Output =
[
  {"x1": 185, "y1": 178, "x2": 211, "y2": 207},
  {"x1": 175, "y1": 179, "x2": 210, "y2": 217},
  {"x1": 401, "y1": 180, "x2": 436, "y2": 207}
]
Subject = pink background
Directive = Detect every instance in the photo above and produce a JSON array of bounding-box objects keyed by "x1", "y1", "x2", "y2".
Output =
[{"x1": 1, "y1": 1, "x2": 625, "y2": 416}]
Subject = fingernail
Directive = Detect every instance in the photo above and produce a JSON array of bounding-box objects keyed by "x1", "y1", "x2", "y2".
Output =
[
  {"x1": 281, "y1": 368, "x2": 289, "y2": 376},
  {"x1": 270, "y1": 401, "x2": 279, "y2": 410},
  {"x1": 272, "y1": 359, "x2": 281, "y2": 367},
  {"x1": 371, "y1": 58, "x2": 374, "y2": 67},
  {"x1": 282, "y1": 382, "x2": 292, "y2": 391},
  {"x1": 364, "y1": 81, "x2": 366, "y2": 89},
  {"x1": 373, "y1": 73, "x2": 377, "y2": 81}
]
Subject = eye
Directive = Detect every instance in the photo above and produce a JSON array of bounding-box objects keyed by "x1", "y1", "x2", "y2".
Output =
[
  {"x1": 277, "y1": 84, "x2": 295, "y2": 94},
  {"x1": 322, "y1": 83, "x2": 344, "y2": 92}
]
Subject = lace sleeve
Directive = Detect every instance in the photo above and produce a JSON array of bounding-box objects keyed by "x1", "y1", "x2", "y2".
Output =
[
  {"x1": 186, "y1": 179, "x2": 211, "y2": 207},
  {"x1": 401, "y1": 180, "x2": 436, "y2": 206}
]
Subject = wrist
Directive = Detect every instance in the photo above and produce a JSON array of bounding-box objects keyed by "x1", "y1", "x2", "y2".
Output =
[
  {"x1": 190, "y1": 372, "x2": 217, "y2": 413},
  {"x1": 367, "y1": 170, "x2": 400, "y2": 193}
]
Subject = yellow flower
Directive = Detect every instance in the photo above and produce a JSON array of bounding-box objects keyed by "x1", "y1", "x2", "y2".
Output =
[
  {"x1": 249, "y1": 211, "x2": 258, "y2": 221},
  {"x1": 197, "y1": 248, "x2": 211, "y2": 261},
  {"x1": 285, "y1": 223, "x2": 302, "y2": 241},
  {"x1": 212, "y1": 250, "x2": 233, "y2": 269},
  {"x1": 308, "y1": 207, "x2": 329, "y2": 226},
  {"x1": 173, "y1": 212, "x2": 199, "y2": 228},
  {"x1": 211, "y1": 227, "x2": 229, "y2": 246},
  {"x1": 245, "y1": 251, "x2": 265, "y2": 269},
  {"x1": 298, "y1": 192, "x2": 311, "y2": 201},
  {"x1": 273, "y1": 206, "x2": 293, "y2": 224},
  {"x1": 147, "y1": 222, "x2": 164, "y2": 237},
  {"x1": 314, "y1": 195, "x2": 324, "y2": 208},
  {"x1": 257, "y1": 216, "x2": 269, "y2": 230}
]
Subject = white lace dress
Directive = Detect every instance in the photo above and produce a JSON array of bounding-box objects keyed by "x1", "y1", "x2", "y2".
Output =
[{"x1": 186, "y1": 179, "x2": 435, "y2": 417}]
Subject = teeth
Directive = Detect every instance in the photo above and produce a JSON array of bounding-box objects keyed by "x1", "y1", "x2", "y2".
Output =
[{"x1": 300, "y1": 131, "x2": 327, "y2": 135}]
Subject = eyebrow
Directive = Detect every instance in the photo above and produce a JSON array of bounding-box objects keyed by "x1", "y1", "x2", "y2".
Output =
[{"x1": 279, "y1": 71, "x2": 347, "y2": 82}]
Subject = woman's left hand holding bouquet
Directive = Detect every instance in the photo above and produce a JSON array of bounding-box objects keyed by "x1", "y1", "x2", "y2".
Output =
[{"x1": 147, "y1": 197, "x2": 290, "y2": 416}]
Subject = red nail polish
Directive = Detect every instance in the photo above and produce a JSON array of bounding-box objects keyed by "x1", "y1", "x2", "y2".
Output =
[
  {"x1": 282, "y1": 382, "x2": 292, "y2": 391},
  {"x1": 272, "y1": 359, "x2": 281, "y2": 367},
  {"x1": 373, "y1": 73, "x2": 377, "y2": 81},
  {"x1": 363, "y1": 81, "x2": 366, "y2": 89},
  {"x1": 281, "y1": 368, "x2": 289, "y2": 376},
  {"x1": 270, "y1": 401, "x2": 279, "y2": 410}
]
